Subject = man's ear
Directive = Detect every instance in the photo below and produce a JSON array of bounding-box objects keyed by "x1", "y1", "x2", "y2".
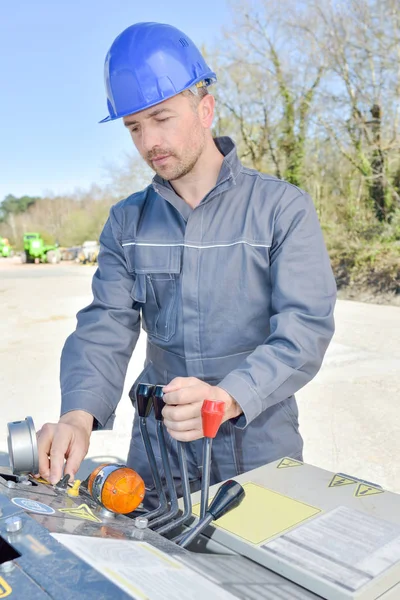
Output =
[{"x1": 198, "y1": 94, "x2": 215, "y2": 129}]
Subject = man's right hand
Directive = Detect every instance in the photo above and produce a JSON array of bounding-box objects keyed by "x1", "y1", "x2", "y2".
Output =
[{"x1": 36, "y1": 411, "x2": 93, "y2": 484}]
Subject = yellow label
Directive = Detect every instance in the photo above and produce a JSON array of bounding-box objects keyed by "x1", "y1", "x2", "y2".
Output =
[
  {"x1": 355, "y1": 484, "x2": 384, "y2": 498},
  {"x1": 58, "y1": 503, "x2": 102, "y2": 523},
  {"x1": 0, "y1": 577, "x2": 12, "y2": 598},
  {"x1": 192, "y1": 482, "x2": 320, "y2": 545},
  {"x1": 329, "y1": 474, "x2": 357, "y2": 488},
  {"x1": 277, "y1": 457, "x2": 303, "y2": 469}
]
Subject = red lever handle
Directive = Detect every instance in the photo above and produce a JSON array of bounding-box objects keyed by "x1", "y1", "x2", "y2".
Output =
[{"x1": 201, "y1": 400, "x2": 225, "y2": 438}]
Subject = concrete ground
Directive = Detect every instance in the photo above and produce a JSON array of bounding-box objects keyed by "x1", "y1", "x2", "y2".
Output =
[{"x1": 0, "y1": 258, "x2": 399, "y2": 493}]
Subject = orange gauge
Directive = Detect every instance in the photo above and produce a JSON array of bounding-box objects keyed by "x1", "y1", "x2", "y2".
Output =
[{"x1": 87, "y1": 463, "x2": 145, "y2": 514}]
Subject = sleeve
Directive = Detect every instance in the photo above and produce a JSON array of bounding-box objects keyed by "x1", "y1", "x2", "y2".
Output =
[
  {"x1": 218, "y1": 190, "x2": 337, "y2": 428},
  {"x1": 60, "y1": 204, "x2": 141, "y2": 430}
]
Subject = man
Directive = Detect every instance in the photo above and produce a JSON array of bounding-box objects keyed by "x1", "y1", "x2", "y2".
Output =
[{"x1": 37, "y1": 23, "x2": 336, "y2": 505}]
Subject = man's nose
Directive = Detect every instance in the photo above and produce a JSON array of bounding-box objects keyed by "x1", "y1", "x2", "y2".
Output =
[{"x1": 140, "y1": 126, "x2": 162, "y2": 154}]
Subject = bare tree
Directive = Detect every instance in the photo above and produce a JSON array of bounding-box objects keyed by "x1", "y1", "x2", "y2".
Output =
[
  {"x1": 212, "y1": 0, "x2": 325, "y2": 186},
  {"x1": 306, "y1": 0, "x2": 400, "y2": 220}
]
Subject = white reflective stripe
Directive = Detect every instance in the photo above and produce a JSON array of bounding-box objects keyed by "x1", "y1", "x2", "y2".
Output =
[{"x1": 121, "y1": 241, "x2": 271, "y2": 249}]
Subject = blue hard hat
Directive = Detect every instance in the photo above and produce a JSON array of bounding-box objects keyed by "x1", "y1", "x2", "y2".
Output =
[{"x1": 100, "y1": 22, "x2": 217, "y2": 123}]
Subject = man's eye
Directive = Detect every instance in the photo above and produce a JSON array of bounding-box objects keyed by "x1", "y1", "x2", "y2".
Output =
[
  {"x1": 130, "y1": 127, "x2": 139, "y2": 133},
  {"x1": 156, "y1": 118, "x2": 170, "y2": 123}
]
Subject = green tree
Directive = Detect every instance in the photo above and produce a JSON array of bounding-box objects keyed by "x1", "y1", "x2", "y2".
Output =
[{"x1": 0, "y1": 194, "x2": 40, "y2": 221}]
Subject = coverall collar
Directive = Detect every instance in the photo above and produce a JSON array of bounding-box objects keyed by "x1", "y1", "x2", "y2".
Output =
[{"x1": 151, "y1": 136, "x2": 242, "y2": 219}]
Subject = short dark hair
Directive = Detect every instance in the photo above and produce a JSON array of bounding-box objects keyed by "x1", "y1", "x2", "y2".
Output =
[{"x1": 182, "y1": 86, "x2": 209, "y2": 108}]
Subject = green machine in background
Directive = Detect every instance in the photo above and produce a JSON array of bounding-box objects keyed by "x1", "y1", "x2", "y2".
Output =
[
  {"x1": 0, "y1": 237, "x2": 12, "y2": 257},
  {"x1": 22, "y1": 232, "x2": 61, "y2": 264}
]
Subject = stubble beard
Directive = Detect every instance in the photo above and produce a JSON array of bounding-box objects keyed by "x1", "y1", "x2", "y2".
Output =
[{"x1": 149, "y1": 122, "x2": 206, "y2": 182}]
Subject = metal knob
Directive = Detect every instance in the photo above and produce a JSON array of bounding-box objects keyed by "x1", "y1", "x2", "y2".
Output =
[
  {"x1": 5, "y1": 516, "x2": 23, "y2": 533},
  {"x1": 134, "y1": 516, "x2": 148, "y2": 529}
]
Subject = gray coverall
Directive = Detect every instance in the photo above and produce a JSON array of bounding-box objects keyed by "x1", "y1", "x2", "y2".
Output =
[{"x1": 60, "y1": 137, "x2": 336, "y2": 506}]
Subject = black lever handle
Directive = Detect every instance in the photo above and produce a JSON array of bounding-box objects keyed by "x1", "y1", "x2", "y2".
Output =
[
  {"x1": 135, "y1": 383, "x2": 154, "y2": 418},
  {"x1": 208, "y1": 480, "x2": 245, "y2": 520},
  {"x1": 152, "y1": 385, "x2": 165, "y2": 421}
]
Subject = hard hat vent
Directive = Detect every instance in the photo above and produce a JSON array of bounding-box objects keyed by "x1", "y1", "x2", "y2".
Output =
[{"x1": 179, "y1": 38, "x2": 189, "y2": 47}]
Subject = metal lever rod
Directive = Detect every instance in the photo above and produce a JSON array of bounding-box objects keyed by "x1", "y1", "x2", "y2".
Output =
[
  {"x1": 178, "y1": 513, "x2": 213, "y2": 548},
  {"x1": 132, "y1": 383, "x2": 168, "y2": 521},
  {"x1": 178, "y1": 480, "x2": 245, "y2": 549},
  {"x1": 148, "y1": 386, "x2": 180, "y2": 528},
  {"x1": 200, "y1": 437, "x2": 212, "y2": 519},
  {"x1": 155, "y1": 441, "x2": 192, "y2": 535},
  {"x1": 139, "y1": 416, "x2": 168, "y2": 520}
]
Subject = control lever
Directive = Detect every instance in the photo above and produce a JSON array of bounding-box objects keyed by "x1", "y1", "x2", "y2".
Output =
[
  {"x1": 155, "y1": 439, "x2": 192, "y2": 535},
  {"x1": 147, "y1": 386, "x2": 180, "y2": 528},
  {"x1": 131, "y1": 383, "x2": 168, "y2": 520},
  {"x1": 200, "y1": 400, "x2": 225, "y2": 519},
  {"x1": 178, "y1": 480, "x2": 245, "y2": 548}
]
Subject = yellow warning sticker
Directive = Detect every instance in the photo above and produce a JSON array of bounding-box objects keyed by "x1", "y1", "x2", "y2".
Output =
[
  {"x1": 329, "y1": 474, "x2": 357, "y2": 488},
  {"x1": 355, "y1": 484, "x2": 384, "y2": 498},
  {"x1": 0, "y1": 577, "x2": 12, "y2": 598},
  {"x1": 192, "y1": 482, "x2": 321, "y2": 545},
  {"x1": 58, "y1": 503, "x2": 102, "y2": 523},
  {"x1": 277, "y1": 457, "x2": 303, "y2": 469}
]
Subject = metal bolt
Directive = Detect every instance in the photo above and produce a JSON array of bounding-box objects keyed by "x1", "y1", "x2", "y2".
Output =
[
  {"x1": 21, "y1": 479, "x2": 32, "y2": 486},
  {"x1": 0, "y1": 561, "x2": 14, "y2": 574},
  {"x1": 131, "y1": 529, "x2": 145, "y2": 540},
  {"x1": 5, "y1": 516, "x2": 23, "y2": 533},
  {"x1": 6, "y1": 481, "x2": 16, "y2": 489},
  {"x1": 134, "y1": 516, "x2": 148, "y2": 530}
]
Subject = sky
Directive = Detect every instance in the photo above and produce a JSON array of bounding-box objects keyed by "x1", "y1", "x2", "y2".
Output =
[{"x1": 0, "y1": 0, "x2": 232, "y2": 201}]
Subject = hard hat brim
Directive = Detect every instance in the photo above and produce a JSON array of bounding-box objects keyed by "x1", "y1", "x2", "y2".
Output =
[{"x1": 98, "y1": 74, "x2": 216, "y2": 124}]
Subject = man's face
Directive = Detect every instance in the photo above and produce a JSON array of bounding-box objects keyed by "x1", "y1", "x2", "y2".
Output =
[{"x1": 123, "y1": 93, "x2": 206, "y2": 181}]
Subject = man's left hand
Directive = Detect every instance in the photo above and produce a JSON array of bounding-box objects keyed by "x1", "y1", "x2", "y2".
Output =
[{"x1": 162, "y1": 377, "x2": 242, "y2": 442}]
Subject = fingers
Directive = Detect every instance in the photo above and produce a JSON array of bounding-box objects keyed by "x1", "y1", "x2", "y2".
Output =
[
  {"x1": 162, "y1": 399, "x2": 204, "y2": 441},
  {"x1": 166, "y1": 426, "x2": 203, "y2": 442},
  {"x1": 64, "y1": 438, "x2": 88, "y2": 482},
  {"x1": 162, "y1": 402, "x2": 202, "y2": 422},
  {"x1": 164, "y1": 416, "x2": 201, "y2": 433},
  {"x1": 37, "y1": 421, "x2": 90, "y2": 485},
  {"x1": 163, "y1": 383, "x2": 213, "y2": 406},
  {"x1": 163, "y1": 376, "x2": 201, "y2": 393},
  {"x1": 36, "y1": 424, "x2": 54, "y2": 481},
  {"x1": 49, "y1": 423, "x2": 74, "y2": 484}
]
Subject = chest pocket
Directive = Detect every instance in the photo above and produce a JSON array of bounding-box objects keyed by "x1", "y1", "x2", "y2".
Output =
[{"x1": 123, "y1": 243, "x2": 181, "y2": 342}]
